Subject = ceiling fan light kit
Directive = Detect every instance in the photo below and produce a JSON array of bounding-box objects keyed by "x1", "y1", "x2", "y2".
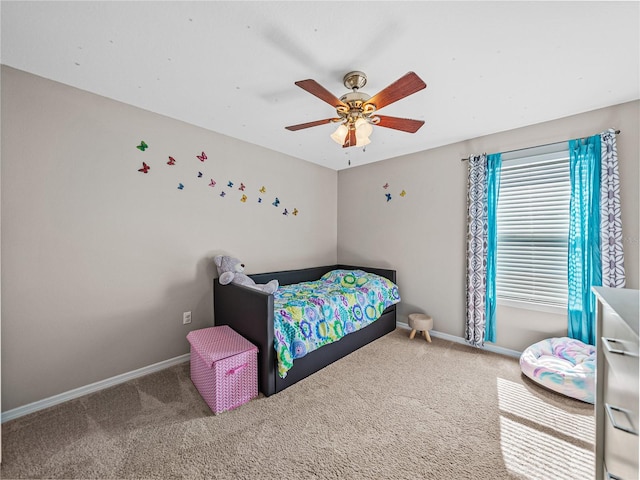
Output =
[{"x1": 285, "y1": 71, "x2": 427, "y2": 149}]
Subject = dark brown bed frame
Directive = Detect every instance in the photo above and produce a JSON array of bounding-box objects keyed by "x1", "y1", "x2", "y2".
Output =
[{"x1": 213, "y1": 264, "x2": 397, "y2": 396}]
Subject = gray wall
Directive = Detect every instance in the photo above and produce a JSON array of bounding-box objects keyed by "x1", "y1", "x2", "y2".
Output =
[
  {"x1": 3, "y1": 64, "x2": 638, "y2": 412},
  {"x1": 1, "y1": 66, "x2": 338, "y2": 411},
  {"x1": 338, "y1": 100, "x2": 639, "y2": 352}
]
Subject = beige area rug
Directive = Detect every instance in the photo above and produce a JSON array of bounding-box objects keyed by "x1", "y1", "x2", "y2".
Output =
[{"x1": 1, "y1": 328, "x2": 595, "y2": 479}]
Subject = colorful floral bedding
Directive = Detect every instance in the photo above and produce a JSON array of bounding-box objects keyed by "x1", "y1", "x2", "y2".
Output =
[{"x1": 273, "y1": 269, "x2": 401, "y2": 378}]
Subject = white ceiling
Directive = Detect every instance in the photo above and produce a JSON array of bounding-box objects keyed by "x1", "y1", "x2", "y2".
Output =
[{"x1": 2, "y1": 1, "x2": 638, "y2": 171}]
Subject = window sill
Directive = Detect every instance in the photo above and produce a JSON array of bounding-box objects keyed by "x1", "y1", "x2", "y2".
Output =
[{"x1": 497, "y1": 298, "x2": 567, "y2": 316}]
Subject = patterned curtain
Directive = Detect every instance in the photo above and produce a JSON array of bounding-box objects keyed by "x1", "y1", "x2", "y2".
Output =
[
  {"x1": 600, "y1": 129, "x2": 625, "y2": 288},
  {"x1": 567, "y1": 129, "x2": 626, "y2": 345},
  {"x1": 465, "y1": 154, "x2": 500, "y2": 347},
  {"x1": 466, "y1": 155, "x2": 487, "y2": 347}
]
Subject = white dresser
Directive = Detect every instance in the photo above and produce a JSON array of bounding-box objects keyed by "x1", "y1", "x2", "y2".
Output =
[{"x1": 593, "y1": 287, "x2": 639, "y2": 480}]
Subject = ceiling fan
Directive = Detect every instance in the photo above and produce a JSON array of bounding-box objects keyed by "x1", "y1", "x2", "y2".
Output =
[{"x1": 285, "y1": 71, "x2": 427, "y2": 148}]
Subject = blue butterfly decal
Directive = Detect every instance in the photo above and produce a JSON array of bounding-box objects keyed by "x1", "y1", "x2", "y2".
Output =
[
  {"x1": 178, "y1": 183, "x2": 184, "y2": 190},
  {"x1": 273, "y1": 197, "x2": 280, "y2": 207},
  {"x1": 283, "y1": 208, "x2": 289, "y2": 216},
  {"x1": 227, "y1": 181, "x2": 234, "y2": 188},
  {"x1": 220, "y1": 191, "x2": 226, "y2": 197},
  {"x1": 198, "y1": 171, "x2": 203, "y2": 178},
  {"x1": 385, "y1": 193, "x2": 392, "y2": 202}
]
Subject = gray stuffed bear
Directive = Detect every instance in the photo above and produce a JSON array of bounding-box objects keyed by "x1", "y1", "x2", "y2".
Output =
[{"x1": 214, "y1": 255, "x2": 278, "y2": 294}]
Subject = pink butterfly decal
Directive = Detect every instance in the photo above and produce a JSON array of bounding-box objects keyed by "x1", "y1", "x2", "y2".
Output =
[
  {"x1": 383, "y1": 183, "x2": 389, "y2": 189},
  {"x1": 167, "y1": 156, "x2": 176, "y2": 165},
  {"x1": 239, "y1": 183, "x2": 246, "y2": 191},
  {"x1": 197, "y1": 151, "x2": 207, "y2": 162},
  {"x1": 138, "y1": 162, "x2": 150, "y2": 173},
  {"x1": 209, "y1": 179, "x2": 216, "y2": 187}
]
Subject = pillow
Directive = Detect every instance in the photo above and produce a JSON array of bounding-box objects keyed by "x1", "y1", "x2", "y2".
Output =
[{"x1": 321, "y1": 269, "x2": 370, "y2": 286}]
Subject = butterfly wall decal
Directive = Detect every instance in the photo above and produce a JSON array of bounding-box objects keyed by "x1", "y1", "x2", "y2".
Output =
[
  {"x1": 239, "y1": 183, "x2": 246, "y2": 191},
  {"x1": 383, "y1": 183, "x2": 389, "y2": 189},
  {"x1": 272, "y1": 198, "x2": 280, "y2": 207},
  {"x1": 400, "y1": 190, "x2": 406, "y2": 197},
  {"x1": 227, "y1": 181, "x2": 234, "y2": 188},
  {"x1": 167, "y1": 156, "x2": 176, "y2": 165},
  {"x1": 259, "y1": 186, "x2": 266, "y2": 193},
  {"x1": 240, "y1": 194, "x2": 247, "y2": 203},
  {"x1": 292, "y1": 208, "x2": 299, "y2": 216},
  {"x1": 209, "y1": 179, "x2": 216, "y2": 187},
  {"x1": 138, "y1": 162, "x2": 150, "y2": 173},
  {"x1": 197, "y1": 151, "x2": 207, "y2": 162},
  {"x1": 198, "y1": 171, "x2": 203, "y2": 178},
  {"x1": 220, "y1": 191, "x2": 226, "y2": 197},
  {"x1": 385, "y1": 193, "x2": 392, "y2": 202},
  {"x1": 136, "y1": 141, "x2": 148, "y2": 151},
  {"x1": 283, "y1": 209, "x2": 289, "y2": 216},
  {"x1": 258, "y1": 198, "x2": 262, "y2": 203},
  {"x1": 177, "y1": 183, "x2": 184, "y2": 190}
]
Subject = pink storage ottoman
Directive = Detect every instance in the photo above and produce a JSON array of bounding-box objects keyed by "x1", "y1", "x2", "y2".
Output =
[{"x1": 186, "y1": 325, "x2": 258, "y2": 414}]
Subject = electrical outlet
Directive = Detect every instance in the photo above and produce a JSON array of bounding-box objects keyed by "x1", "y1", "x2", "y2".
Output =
[{"x1": 183, "y1": 311, "x2": 192, "y2": 325}]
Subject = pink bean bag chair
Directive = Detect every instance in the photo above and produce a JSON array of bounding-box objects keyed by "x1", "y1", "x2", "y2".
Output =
[{"x1": 519, "y1": 337, "x2": 596, "y2": 403}]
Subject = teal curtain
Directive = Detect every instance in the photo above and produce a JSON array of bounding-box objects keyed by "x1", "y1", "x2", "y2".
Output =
[
  {"x1": 568, "y1": 135, "x2": 602, "y2": 345},
  {"x1": 485, "y1": 153, "x2": 501, "y2": 343}
]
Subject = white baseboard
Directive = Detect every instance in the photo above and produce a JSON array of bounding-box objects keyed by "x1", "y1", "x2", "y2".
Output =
[
  {"x1": 1, "y1": 353, "x2": 190, "y2": 424},
  {"x1": 2, "y1": 326, "x2": 521, "y2": 423},
  {"x1": 396, "y1": 322, "x2": 522, "y2": 358}
]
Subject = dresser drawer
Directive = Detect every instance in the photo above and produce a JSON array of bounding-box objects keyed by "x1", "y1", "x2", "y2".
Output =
[
  {"x1": 603, "y1": 412, "x2": 639, "y2": 480},
  {"x1": 602, "y1": 303, "x2": 639, "y2": 350},
  {"x1": 602, "y1": 345, "x2": 639, "y2": 413}
]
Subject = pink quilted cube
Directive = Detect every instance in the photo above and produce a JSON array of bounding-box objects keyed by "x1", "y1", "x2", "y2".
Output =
[{"x1": 187, "y1": 326, "x2": 258, "y2": 414}]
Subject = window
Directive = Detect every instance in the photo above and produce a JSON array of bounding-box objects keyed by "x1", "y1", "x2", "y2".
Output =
[{"x1": 496, "y1": 142, "x2": 570, "y2": 310}]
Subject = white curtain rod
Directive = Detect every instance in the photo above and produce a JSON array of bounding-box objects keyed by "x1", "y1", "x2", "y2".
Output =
[{"x1": 460, "y1": 129, "x2": 621, "y2": 162}]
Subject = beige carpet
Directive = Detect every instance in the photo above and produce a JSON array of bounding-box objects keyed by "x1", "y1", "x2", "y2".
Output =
[{"x1": 1, "y1": 328, "x2": 595, "y2": 479}]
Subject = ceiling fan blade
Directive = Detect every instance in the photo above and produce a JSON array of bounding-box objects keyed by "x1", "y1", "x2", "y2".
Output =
[
  {"x1": 285, "y1": 118, "x2": 340, "y2": 131},
  {"x1": 364, "y1": 72, "x2": 426, "y2": 110},
  {"x1": 374, "y1": 115, "x2": 425, "y2": 133},
  {"x1": 343, "y1": 128, "x2": 357, "y2": 148},
  {"x1": 295, "y1": 79, "x2": 348, "y2": 108}
]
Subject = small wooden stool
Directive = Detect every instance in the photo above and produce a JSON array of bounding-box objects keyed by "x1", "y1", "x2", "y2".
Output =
[{"x1": 408, "y1": 313, "x2": 433, "y2": 342}]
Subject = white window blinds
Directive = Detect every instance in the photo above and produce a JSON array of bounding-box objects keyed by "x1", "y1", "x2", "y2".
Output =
[{"x1": 496, "y1": 142, "x2": 570, "y2": 308}]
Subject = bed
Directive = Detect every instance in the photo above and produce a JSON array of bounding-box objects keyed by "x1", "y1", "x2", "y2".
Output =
[{"x1": 213, "y1": 264, "x2": 398, "y2": 396}]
